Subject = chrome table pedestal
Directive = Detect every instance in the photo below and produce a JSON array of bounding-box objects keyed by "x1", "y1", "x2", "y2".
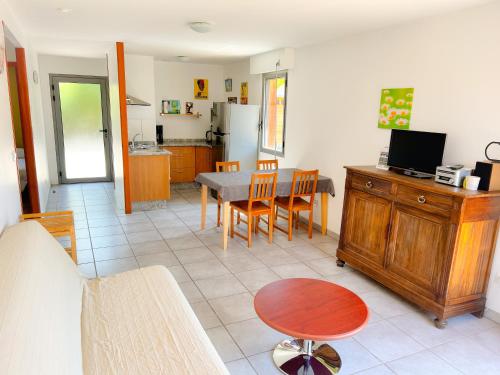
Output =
[{"x1": 273, "y1": 339, "x2": 341, "y2": 374}]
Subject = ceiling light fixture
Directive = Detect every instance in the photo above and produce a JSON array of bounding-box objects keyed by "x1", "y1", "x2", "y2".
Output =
[
  {"x1": 188, "y1": 21, "x2": 213, "y2": 33},
  {"x1": 177, "y1": 56, "x2": 190, "y2": 62}
]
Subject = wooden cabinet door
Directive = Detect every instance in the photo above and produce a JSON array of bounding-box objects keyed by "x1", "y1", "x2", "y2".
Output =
[
  {"x1": 195, "y1": 147, "x2": 213, "y2": 175},
  {"x1": 343, "y1": 189, "x2": 392, "y2": 266},
  {"x1": 386, "y1": 204, "x2": 449, "y2": 297}
]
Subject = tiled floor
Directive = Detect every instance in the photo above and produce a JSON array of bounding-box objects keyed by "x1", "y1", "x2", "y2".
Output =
[{"x1": 47, "y1": 182, "x2": 500, "y2": 375}]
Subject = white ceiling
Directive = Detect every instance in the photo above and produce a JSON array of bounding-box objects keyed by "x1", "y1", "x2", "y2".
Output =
[{"x1": 6, "y1": 0, "x2": 494, "y2": 63}]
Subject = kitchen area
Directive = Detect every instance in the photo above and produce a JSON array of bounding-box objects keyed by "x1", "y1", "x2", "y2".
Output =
[{"x1": 125, "y1": 54, "x2": 260, "y2": 207}]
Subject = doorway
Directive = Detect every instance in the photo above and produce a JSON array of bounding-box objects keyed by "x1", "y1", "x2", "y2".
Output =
[{"x1": 50, "y1": 75, "x2": 113, "y2": 183}]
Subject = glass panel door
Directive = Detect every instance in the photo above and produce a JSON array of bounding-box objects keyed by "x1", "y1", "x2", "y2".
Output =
[{"x1": 52, "y1": 76, "x2": 112, "y2": 183}]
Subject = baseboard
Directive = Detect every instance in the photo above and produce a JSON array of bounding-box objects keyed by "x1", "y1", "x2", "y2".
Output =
[
  {"x1": 296, "y1": 215, "x2": 339, "y2": 239},
  {"x1": 485, "y1": 308, "x2": 500, "y2": 324}
]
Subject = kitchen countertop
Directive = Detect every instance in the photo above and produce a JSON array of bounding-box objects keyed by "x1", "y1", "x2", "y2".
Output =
[
  {"x1": 129, "y1": 147, "x2": 172, "y2": 156},
  {"x1": 159, "y1": 139, "x2": 221, "y2": 148}
]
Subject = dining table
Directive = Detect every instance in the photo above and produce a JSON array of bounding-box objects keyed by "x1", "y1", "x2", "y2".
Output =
[{"x1": 195, "y1": 168, "x2": 335, "y2": 250}]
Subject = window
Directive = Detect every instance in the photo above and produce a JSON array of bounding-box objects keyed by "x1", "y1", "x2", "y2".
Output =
[{"x1": 261, "y1": 71, "x2": 287, "y2": 156}]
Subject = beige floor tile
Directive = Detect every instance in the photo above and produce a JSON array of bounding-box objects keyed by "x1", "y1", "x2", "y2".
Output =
[
  {"x1": 89, "y1": 225, "x2": 124, "y2": 237},
  {"x1": 175, "y1": 246, "x2": 217, "y2": 264},
  {"x1": 313, "y1": 241, "x2": 339, "y2": 255},
  {"x1": 353, "y1": 365, "x2": 395, "y2": 375},
  {"x1": 91, "y1": 234, "x2": 128, "y2": 249},
  {"x1": 221, "y1": 254, "x2": 267, "y2": 273},
  {"x1": 327, "y1": 337, "x2": 381, "y2": 374},
  {"x1": 235, "y1": 268, "x2": 281, "y2": 292},
  {"x1": 225, "y1": 358, "x2": 257, "y2": 375},
  {"x1": 196, "y1": 274, "x2": 247, "y2": 300},
  {"x1": 285, "y1": 245, "x2": 329, "y2": 261},
  {"x1": 178, "y1": 281, "x2": 205, "y2": 303},
  {"x1": 325, "y1": 271, "x2": 380, "y2": 294},
  {"x1": 166, "y1": 265, "x2": 191, "y2": 283},
  {"x1": 76, "y1": 250, "x2": 94, "y2": 264},
  {"x1": 446, "y1": 314, "x2": 497, "y2": 337},
  {"x1": 166, "y1": 234, "x2": 205, "y2": 250},
  {"x1": 358, "y1": 290, "x2": 417, "y2": 319},
  {"x1": 77, "y1": 262, "x2": 96, "y2": 278},
  {"x1": 305, "y1": 256, "x2": 351, "y2": 276},
  {"x1": 387, "y1": 350, "x2": 461, "y2": 375},
  {"x1": 76, "y1": 238, "x2": 92, "y2": 251},
  {"x1": 254, "y1": 249, "x2": 301, "y2": 267},
  {"x1": 354, "y1": 321, "x2": 424, "y2": 362},
  {"x1": 388, "y1": 311, "x2": 465, "y2": 348},
  {"x1": 205, "y1": 326, "x2": 244, "y2": 362},
  {"x1": 87, "y1": 216, "x2": 121, "y2": 228},
  {"x1": 131, "y1": 240, "x2": 170, "y2": 256},
  {"x1": 431, "y1": 336, "x2": 500, "y2": 374},
  {"x1": 190, "y1": 300, "x2": 222, "y2": 329},
  {"x1": 121, "y1": 221, "x2": 156, "y2": 234},
  {"x1": 93, "y1": 244, "x2": 134, "y2": 261},
  {"x1": 270, "y1": 263, "x2": 321, "y2": 279},
  {"x1": 126, "y1": 230, "x2": 162, "y2": 244},
  {"x1": 209, "y1": 292, "x2": 257, "y2": 324},
  {"x1": 95, "y1": 257, "x2": 139, "y2": 277},
  {"x1": 474, "y1": 325, "x2": 500, "y2": 355},
  {"x1": 184, "y1": 259, "x2": 231, "y2": 280},
  {"x1": 246, "y1": 351, "x2": 282, "y2": 375},
  {"x1": 136, "y1": 251, "x2": 180, "y2": 268},
  {"x1": 226, "y1": 318, "x2": 287, "y2": 357}
]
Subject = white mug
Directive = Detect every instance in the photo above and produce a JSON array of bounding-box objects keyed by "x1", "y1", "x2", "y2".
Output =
[{"x1": 463, "y1": 176, "x2": 481, "y2": 191}]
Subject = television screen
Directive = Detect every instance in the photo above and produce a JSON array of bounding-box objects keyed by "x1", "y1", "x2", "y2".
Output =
[{"x1": 388, "y1": 130, "x2": 446, "y2": 175}]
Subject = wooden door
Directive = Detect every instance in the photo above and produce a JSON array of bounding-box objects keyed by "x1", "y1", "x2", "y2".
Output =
[
  {"x1": 195, "y1": 147, "x2": 213, "y2": 175},
  {"x1": 386, "y1": 204, "x2": 450, "y2": 297},
  {"x1": 343, "y1": 189, "x2": 392, "y2": 266}
]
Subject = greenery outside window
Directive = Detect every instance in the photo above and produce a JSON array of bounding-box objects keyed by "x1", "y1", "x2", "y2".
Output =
[{"x1": 261, "y1": 71, "x2": 287, "y2": 156}]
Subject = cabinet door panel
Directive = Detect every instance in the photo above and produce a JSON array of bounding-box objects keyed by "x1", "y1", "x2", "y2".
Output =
[
  {"x1": 344, "y1": 189, "x2": 391, "y2": 266},
  {"x1": 386, "y1": 204, "x2": 449, "y2": 297}
]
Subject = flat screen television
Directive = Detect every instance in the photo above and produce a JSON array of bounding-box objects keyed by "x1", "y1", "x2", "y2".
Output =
[{"x1": 388, "y1": 129, "x2": 446, "y2": 177}]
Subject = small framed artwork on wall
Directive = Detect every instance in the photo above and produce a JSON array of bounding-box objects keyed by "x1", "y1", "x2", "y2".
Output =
[
  {"x1": 228, "y1": 97, "x2": 237, "y2": 104},
  {"x1": 185, "y1": 102, "x2": 194, "y2": 114},
  {"x1": 240, "y1": 82, "x2": 248, "y2": 104},
  {"x1": 225, "y1": 78, "x2": 232, "y2": 92},
  {"x1": 378, "y1": 88, "x2": 414, "y2": 130},
  {"x1": 194, "y1": 78, "x2": 208, "y2": 99},
  {"x1": 162, "y1": 100, "x2": 180, "y2": 114}
]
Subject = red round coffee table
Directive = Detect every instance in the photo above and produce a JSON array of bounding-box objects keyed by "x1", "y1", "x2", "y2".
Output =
[{"x1": 254, "y1": 278, "x2": 369, "y2": 374}]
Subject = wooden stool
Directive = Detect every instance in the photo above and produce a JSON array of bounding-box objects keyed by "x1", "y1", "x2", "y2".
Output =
[{"x1": 20, "y1": 211, "x2": 77, "y2": 263}]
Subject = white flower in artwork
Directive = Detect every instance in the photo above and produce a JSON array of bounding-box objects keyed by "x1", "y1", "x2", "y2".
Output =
[
  {"x1": 406, "y1": 92, "x2": 413, "y2": 98},
  {"x1": 396, "y1": 99, "x2": 406, "y2": 106},
  {"x1": 379, "y1": 115, "x2": 389, "y2": 125},
  {"x1": 387, "y1": 108, "x2": 398, "y2": 119},
  {"x1": 407, "y1": 101, "x2": 413, "y2": 107},
  {"x1": 400, "y1": 108, "x2": 410, "y2": 116},
  {"x1": 396, "y1": 118, "x2": 408, "y2": 126},
  {"x1": 383, "y1": 89, "x2": 390, "y2": 95},
  {"x1": 385, "y1": 96, "x2": 394, "y2": 103},
  {"x1": 381, "y1": 103, "x2": 390, "y2": 111}
]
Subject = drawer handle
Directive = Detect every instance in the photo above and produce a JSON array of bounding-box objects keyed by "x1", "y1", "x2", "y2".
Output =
[
  {"x1": 417, "y1": 195, "x2": 426, "y2": 204},
  {"x1": 365, "y1": 181, "x2": 373, "y2": 189}
]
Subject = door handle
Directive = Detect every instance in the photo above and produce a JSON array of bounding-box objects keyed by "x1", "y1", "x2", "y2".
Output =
[{"x1": 99, "y1": 129, "x2": 108, "y2": 133}]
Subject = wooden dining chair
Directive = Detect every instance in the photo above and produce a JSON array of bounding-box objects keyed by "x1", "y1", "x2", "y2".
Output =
[
  {"x1": 230, "y1": 172, "x2": 278, "y2": 247},
  {"x1": 275, "y1": 169, "x2": 319, "y2": 240},
  {"x1": 256, "y1": 159, "x2": 278, "y2": 170},
  {"x1": 216, "y1": 161, "x2": 241, "y2": 227},
  {"x1": 20, "y1": 211, "x2": 77, "y2": 263}
]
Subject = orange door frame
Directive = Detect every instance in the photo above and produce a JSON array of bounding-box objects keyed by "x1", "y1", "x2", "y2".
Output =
[
  {"x1": 14, "y1": 48, "x2": 40, "y2": 213},
  {"x1": 116, "y1": 42, "x2": 131, "y2": 214}
]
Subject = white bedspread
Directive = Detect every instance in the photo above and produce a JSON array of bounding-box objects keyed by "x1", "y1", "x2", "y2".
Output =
[{"x1": 81, "y1": 266, "x2": 229, "y2": 375}]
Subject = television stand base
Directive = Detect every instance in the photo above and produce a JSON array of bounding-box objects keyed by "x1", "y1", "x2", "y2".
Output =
[{"x1": 391, "y1": 168, "x2": 433, "y2": 179}]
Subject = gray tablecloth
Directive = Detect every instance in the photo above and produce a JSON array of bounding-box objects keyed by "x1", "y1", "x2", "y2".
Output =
[{"x1": 195, "y1": 168, "x2": 335, "y2": 202}]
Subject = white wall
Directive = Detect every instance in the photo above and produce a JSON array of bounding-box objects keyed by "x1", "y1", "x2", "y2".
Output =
[
  {"x1": 0, "y1": 4, "x2": 50, "y2": 232},
  {"x1": 38, "y1": 54, "x2": 108, "y2": 184},
  {"x1": 125, "y1": 54, "x2": 156, "y2": 142},
  {"x1": 280, "y1": 2, "x2": 500, "y2": 314},
  {"x1": 154, "y1": 61, "x2": 224, "y2": 139},
  {"x1": 106, "y1": 46, "x2": 125, "y2": 210},
  {"x1": 223, "y1": 59, "x2": 262, "y2": 106}
]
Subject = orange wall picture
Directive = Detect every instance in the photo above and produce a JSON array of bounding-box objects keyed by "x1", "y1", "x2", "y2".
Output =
[
  {"x1": 240, "y1": 81, "x2": 248, "y2": 104},
  {"x1": 194, "y1": 78, "x2": 208, "y2": 100}
]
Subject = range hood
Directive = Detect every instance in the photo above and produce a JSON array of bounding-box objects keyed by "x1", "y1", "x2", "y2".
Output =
[{"x1": 126, "y1": 95, "x2": 151, "y2": 106}]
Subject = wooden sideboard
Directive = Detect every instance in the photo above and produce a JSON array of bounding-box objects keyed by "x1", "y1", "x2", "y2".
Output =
[{"x1": 337, "y1": 166, "x2": 500, "y2": 328}]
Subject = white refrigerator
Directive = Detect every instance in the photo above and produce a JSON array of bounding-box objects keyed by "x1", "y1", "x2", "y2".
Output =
[{"x1": 212, "y1": 103, "x2": 260, "y2": 171}]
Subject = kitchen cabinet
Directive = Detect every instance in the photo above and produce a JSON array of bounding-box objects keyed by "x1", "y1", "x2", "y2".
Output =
[
  {"x1": 162, "y1": 146, "x2": 215, "y2": 182},
  {"x1": 337, "y1": 166, "x2": 500, "y2": 328},
  {"x1": 130, "y1": 154, "x2": 170, "y2": 201}
]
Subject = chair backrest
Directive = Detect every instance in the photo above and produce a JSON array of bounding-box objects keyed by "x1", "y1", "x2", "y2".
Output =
[
  {"x1": 256, "y1": 159, "x2": 278, "y2": 170},
  {"x1": 0, "y1": 221, "x2": 84, "y2": 374},
  {"x1": 216, "y1": 161, "x2": 240, "y2": 172},
  {"x1": 249, "y1": 172, "x2": 278, "y2": 210},
  {"x1": 289, "y1": 169, "x2": 319, "y2": 209}
]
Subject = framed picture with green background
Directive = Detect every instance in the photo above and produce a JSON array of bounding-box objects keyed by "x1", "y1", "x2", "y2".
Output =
[{"x1": 378, "y1": 88, "x2": 414, "y2": 130}]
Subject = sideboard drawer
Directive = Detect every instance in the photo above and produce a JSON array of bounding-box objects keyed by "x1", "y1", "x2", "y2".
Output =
[
  {"x1": 396, "y1": 185, "x2": 453, "y2": 215},
  {"x1": 351, "y1": 173, "x2": 392, "y2": 196}
]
